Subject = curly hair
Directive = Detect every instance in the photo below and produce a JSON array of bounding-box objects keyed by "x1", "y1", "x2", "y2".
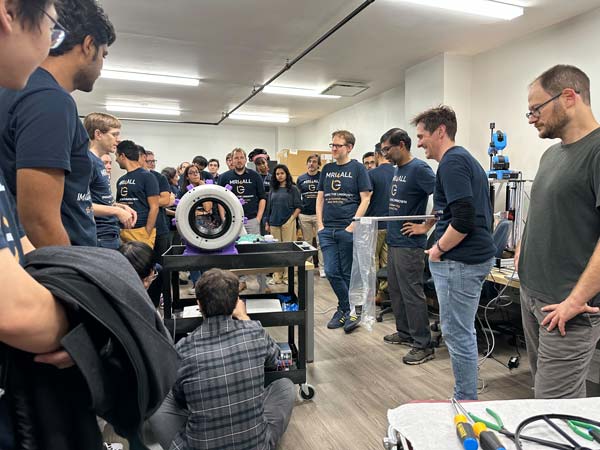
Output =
[{"x1": 50, "y1": 0, "x2": 115, "y2": 57}]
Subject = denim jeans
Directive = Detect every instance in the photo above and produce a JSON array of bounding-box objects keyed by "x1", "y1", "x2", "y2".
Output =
[
  {"x1": 429, "y1": 257, "x2": 494, "y2": 400},
  {"x1": 97, "y1": 233, "x2": 120, "y2": 250},
  {"x1": 318, "y1": 228, "x2": 354, "y2": 313}
]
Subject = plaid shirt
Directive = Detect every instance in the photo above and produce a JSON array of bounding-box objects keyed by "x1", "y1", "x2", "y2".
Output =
[{"x1": 171, "y1": 315, "x2": 280, "y2": 450}]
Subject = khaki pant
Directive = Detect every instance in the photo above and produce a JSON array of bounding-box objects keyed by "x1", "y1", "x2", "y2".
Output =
[
  {"x1": 521, "y1": 287, "x2": 600, "y2": 398},
  {"x1": 120, "y1": 227, "x2": 156, "y2": 248},
  {"x1": 298, "y1": 214, "x2": 323, "y2": 268},
  {"x1": 375, "y1": 229, "x2": 388, "y2": 297},
  {"x1": 271, "y1": 216, "x2": 297, "y2": 283}
]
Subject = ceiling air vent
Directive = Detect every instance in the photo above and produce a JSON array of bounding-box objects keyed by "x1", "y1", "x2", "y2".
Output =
[{"x1": 321, "y1": 81, "x2": 369, "y2": 97}]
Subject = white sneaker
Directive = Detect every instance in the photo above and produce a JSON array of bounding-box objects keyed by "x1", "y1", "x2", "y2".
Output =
[
  {"x1": 319, "y1": 268, "x2": 326, "y2": 278},
  {"x1": 104, "y1": 444, "x2": 124, "y2": 450}
]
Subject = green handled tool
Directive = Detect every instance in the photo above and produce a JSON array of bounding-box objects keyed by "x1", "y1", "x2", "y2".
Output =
[{"x1": 467, "y1": 408, "x2": 572, "y2": 450}]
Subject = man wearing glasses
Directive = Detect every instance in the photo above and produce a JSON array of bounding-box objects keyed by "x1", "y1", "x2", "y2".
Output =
[
  {"x1": 0, "y1": 0, "x2": 115, "y2": 248},
  {"x1": 0, "y1": 0, "x2": 72, "y2": 447},
  {"x1": 378, "y1": 128, "x2": 436, "y2": 365},
  {"x1": 317, "y1": 130, "x2": 372, "y2": 331},
  {"x1": 141, "y1": 148, "x2": 175, "y2": 307},
  {"x1": 517, "y1": 65, "x2": 600, "y2": 399},
  {"x1": 84, "y1": 112, "x2": 138, "y2": 250}
]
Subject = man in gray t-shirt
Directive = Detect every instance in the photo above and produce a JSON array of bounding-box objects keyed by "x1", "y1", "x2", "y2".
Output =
[{"x1": 518, "y1": 64, "x2": 600, "y2": 399}]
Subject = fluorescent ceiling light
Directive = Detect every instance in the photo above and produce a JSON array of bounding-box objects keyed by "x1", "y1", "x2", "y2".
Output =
[
  {"x1": 398, "y1": 0, "x2": 523, "y2": 20},
  {"x1": 101, "y1": 69, "x2": 200, "y2": 87},
  {"x1": 106, "y1": 104, "x2": 181, "y2": 116},
  {"x1": 229, "y1": 112, "x2": 290, "y2": 123},
  {"x1": 263, "y1": 86, "x2": 340, "y2": 99}
]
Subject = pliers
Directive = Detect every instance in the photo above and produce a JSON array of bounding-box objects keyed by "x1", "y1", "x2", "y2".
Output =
[
  {"x1": 469, "y1": 408, "x2": 573, "y2": 450},
  {"x1": 567, "y1": 420, "x2": 600, "y2": 443}
]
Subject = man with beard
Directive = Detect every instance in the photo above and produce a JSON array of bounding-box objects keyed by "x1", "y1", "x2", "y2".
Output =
[
  {"x1": 0, "y1": 0, "x2": 115, "y2": 247},
  {"x1": 517, "y1": 65, "x2": 600, "y2": 398}
]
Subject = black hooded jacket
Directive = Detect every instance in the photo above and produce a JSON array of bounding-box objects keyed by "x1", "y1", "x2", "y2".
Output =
[{"x1": 9, "y1": 246, "x2": 179, "y2": 450}]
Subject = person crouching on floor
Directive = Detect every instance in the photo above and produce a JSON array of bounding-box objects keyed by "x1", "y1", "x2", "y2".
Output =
[{"x1": 149, "y1": 268, "x2": 296, "y2": 450}]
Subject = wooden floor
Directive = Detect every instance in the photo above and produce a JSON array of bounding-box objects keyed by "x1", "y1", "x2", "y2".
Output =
[
  {"x1": 106, "y1": 273, "x2": 535, "y2": 450},
  {"x1": 276, "y1": 274, "x2": 533, "y2": 450}
]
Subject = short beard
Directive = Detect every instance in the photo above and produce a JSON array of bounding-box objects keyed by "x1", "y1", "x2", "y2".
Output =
[{"x1": 539, "y1": 102, "x2": 569, "y2": 139}]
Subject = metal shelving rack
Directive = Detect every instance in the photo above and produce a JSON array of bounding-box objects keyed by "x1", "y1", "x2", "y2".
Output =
[{"x1": 161, "y1": 241, "x2": 317, "y2": 399}]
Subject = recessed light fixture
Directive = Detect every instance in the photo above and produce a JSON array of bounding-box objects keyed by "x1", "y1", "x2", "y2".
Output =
[
  {"x1": 106, "y1": 103, "x2": 181, "y2": 116},
  {"x1": 397, "y1": 0, "x2": 523, "y2": 20},
  {"x1": 101, "y1": 69, "x2": 200, "y2": 87},
  {"x1": 229, "y1": 112, "x2": 290, "y2": 124},
  {"x1": 263, "y1": 86, "x2": 341, "y2": 99}
]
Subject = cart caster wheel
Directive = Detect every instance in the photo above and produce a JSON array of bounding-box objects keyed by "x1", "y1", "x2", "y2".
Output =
[{"x1": 299, "y1": 384, "x2": 315, "y2": 400}]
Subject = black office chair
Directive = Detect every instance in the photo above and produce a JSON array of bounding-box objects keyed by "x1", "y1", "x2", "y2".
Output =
[
  {"x1": 376, "y1": 267, "x2": 392, "y2": 322},
  {"x1": 492, "y1": 219, "x2": 511, "y2": 260}
]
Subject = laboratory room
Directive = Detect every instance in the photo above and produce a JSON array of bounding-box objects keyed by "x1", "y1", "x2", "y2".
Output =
[{"x1": 2, "y1": 0, "x2": 600, "y2": 449}]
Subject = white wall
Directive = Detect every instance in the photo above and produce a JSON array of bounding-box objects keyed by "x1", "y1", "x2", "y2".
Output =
[
  {"x1": 468, "y1": 7, "x2": 600, "y2": 179},
  {"x1": 121, "y1": 120, "x2": 278, "y2": 169},
  {"x1": 110, "y1": 120, "x2": 278, "y2": 181},
  {"x1": 404, "y1": 54, "x2": 445, "y2": 140},
  {"x1": 294, "y1": 85, "x2": 406, "y2": 155},
  {"x1": 444, "y1": 54, "x2": 472, "y2": 149}
]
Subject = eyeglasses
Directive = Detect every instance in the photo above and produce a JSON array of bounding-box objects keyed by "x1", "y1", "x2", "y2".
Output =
[
  {"x1": 380, "y1": 145, "x2": 393, "y2": 153},
  {"x1": 146, "y1": 160, "x2": 157, "y2": 164},
  {"x1": 329, "y1": 143, "x2": 347, "y2": 149},
  {"x1": 525, "y1": 89, "x2": 579, "y2": 120},
  {"x1": 37, "y1": 7, "x2": 68, "y2": 50}
]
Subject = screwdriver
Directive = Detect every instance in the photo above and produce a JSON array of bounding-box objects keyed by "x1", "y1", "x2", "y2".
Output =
[
  {"x1": 451, "y1": 398, "x2": 479, "y2": 450},
  {"x1": 453, "y1": 399, "x2": 507, "y2": 450}
]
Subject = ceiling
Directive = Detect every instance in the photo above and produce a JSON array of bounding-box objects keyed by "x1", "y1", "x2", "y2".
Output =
[{"x1": 73, "y1": 0, "x2": 600, "y2": 127}]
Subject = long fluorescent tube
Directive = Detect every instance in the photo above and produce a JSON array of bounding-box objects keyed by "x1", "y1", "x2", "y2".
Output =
[
  {"x1": 263, "y1": 86, "x2": 340, "y2": 99},
  {"x1": 398, "y1": 0, "x2": 523, "y2": 20},
  {"x1": 106, "y1": 104, "x2": 181, "y2": 116},
  {"x1": 229, "y1": 113, "x2": 290, "y2": 123},
  {"x1": 101, "y1": 69, "x2": 200, "y2": 87}
]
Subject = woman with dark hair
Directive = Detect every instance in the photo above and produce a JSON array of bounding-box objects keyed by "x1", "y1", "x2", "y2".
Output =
[
  {"x1": 118, "y1": 241, "x2": 158, "y2": 292},
  {"x1": 161, "y1": 166, "x2": 180, "y2": 195},
  {"x1": 265, "y1": 164, "x2": 301, "y2": 284},
  {"x1": 178, "y1": 164, "x2": 213, "y2": 292}
]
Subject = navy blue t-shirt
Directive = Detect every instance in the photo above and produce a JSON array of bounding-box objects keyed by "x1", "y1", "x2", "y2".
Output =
[
  {"x1": 218, "y1": 169, "x2": 266, "y2": 219},
  {"x1": 387, "y1": 159, "x2": 436, "y2": 248},
  {"x1": 0, "y1": 172, "x2": 25, "y2": 263},
  {"x1": 0, "y1": 170, "x2": 24, "y2": 448},
  {"x1": 89, "y1": 152, "x2": 119, "y2": 238},
  {"x1": 260, "y1": 173, "x2": 271, "y2": 193},
  {"x1": 116, "y1": 168, "x2": 160, "y2": 229},
  {"x1": 0, "y1": 67, "x2": 96, "y2": 246},
  {"x1": 318, "y1": 159, "x2": 372, "y2": 228},
  {"x1": 266, "y1": 186, "x2": 302, "y2": 227},
  {"x1": 434, "y1": 146, "x2": 495, "y2": 264},
  {"x1": 297, "y1": 172, "x2": 320, "y2": 215},
  {"x1": 151, "y1": 170, "x2": 171, "y2": 236},
  {"x1": 366, "y1": 163, "x2": 395, "y2": 230}
]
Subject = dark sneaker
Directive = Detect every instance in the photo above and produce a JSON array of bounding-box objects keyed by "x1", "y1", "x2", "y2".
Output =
[
  {"x1": 343, "y1": 314, "x2": 361, "y2": 334},
  {"x1": 383, "y1": 332, "x2": 414, "y2": 346},
  {"x1": 327, "y1": 310, "x2": 347, "y2": 329},
  {"x1": 402, "y1": 347, "x2": 435, "y2": 365}
]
